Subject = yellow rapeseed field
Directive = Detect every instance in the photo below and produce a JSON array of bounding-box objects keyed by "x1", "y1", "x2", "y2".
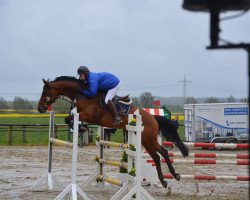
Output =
[
  {"x1": 0, "y1": 109, "x2": 184, "y2": 120},
  {"x1": 0, "y1": 114, "x2": 68, "y2": 118}
]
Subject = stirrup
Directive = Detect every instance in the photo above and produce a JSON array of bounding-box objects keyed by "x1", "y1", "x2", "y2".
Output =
[{"x1": 114, "y1": 116, "x2": 122, "y2": 125}]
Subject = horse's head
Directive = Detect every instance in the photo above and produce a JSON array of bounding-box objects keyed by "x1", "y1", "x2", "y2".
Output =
[
  {"x1": 38, "y1": 79, "x2": 60, "y2": 113},
  {"x1": 38, "y1": 76, "x2": 89, "y2": 113}
]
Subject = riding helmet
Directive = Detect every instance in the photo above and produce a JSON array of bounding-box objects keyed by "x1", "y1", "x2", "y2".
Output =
[{"x1": 77, "y1": 66, "x2": 90, "y2": 75}]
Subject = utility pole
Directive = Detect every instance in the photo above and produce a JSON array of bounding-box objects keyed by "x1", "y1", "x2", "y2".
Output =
[{"x1": 179, "y1": 74, "x2": 192, "y2": 100}]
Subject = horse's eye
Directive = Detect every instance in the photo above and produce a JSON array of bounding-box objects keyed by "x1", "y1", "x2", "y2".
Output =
[{"x1": 46, "y1": 96, "x2": 50, "y2": 101}]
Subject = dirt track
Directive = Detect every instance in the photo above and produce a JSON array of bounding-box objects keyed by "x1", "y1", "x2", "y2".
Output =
[{"x1": 0, "y1": 146, "x2": 249, "y2": 200}]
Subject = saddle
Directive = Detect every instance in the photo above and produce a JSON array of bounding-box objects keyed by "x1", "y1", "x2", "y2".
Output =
[{"x1": 100, "y1": 94, "x2": 133, "y2": 115}]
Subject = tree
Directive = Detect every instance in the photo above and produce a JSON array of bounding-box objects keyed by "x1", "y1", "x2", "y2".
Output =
[
  {"x1": 204, "y1": 97, "x2": 220, "y2": 103},
  {"x1": 0, "y1": 97, "x2": 8, "y2": 109},
  {"x1": 240, "y1": 97, "x2": 248, "y2": 103},
  {"x1": 53, "y1": 98, "x2": 72, "y2": 114},
  {"x1": 227, "y1": 95, "x2": 235, "y2": 103},
  {"x1": 131, "y1": 97, "x2": 141, "y2": 108},
  {"x1": 163, "y1": 104, "x2": 183, "y2": 113},
  {"x1": 12, "y1": 96, "x2": 33, "y2": 112},
  {"x1": 140, "y1": 92, "x2": 154, "y2": 108},
  {"x1": 185, "y1": 97, "x2": 198, "y2": 104}
]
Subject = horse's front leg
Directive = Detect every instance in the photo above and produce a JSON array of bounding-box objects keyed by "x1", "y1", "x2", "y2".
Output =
[
  {"x1": 65, "y1": 115, "x2": 74, "y2": 129},
  {"x1": 65, "y1": 114, "x2": 86, "y2": 134}
]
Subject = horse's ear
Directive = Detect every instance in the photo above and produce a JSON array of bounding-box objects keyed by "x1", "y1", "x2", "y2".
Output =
[{"x1": 43, "y1": 79, "x2": 49, "y2": 86}]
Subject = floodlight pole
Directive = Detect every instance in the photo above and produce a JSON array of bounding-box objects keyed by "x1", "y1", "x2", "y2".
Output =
[
  {"x1": 205, "y1": 7, "x2": 250, "y2": 135},
  {"x1": 207, "y1": 43, "x2": 250, "y2": 101}
]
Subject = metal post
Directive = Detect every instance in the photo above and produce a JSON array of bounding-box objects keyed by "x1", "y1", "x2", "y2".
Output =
[
  {"x1": 247, "y1": 48, "x2": 250, "y2": 137},
  {"x1": 210, "y1": 9, "x2": 220, "y2": 47},
  {"x1": 100, "y1": 127, "x2": 104, "y2": 176},
  {"x1": 48, "y1": 111, "x2": 55, "y2": 174},
  {"x1": 67, "y1": 110, "x2": 71, "y2": 142}
]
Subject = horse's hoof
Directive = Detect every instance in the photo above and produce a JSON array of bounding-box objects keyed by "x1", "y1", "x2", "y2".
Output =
[
  {"x1": 175, "y1": 173, "x2": 180, "y2": 181},
  {"x1": 161, "y1": 180, "x2": 168, "y2": 188}
]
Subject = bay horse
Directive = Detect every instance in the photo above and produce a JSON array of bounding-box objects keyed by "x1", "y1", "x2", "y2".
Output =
[{"x1": 37, "y1": 76, "x2": 189, "y2": 188}]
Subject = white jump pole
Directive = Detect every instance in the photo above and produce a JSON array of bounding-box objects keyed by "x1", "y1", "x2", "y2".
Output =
[{"x1": 54, "y1": 107, "x2": 90, "y2": 200}]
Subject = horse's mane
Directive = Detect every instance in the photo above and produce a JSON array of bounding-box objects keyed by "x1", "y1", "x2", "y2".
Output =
[
  {"x1": 52, "y1": 76, "x2": 88, "y2": 90},
  {"x1": 53, "y1": 76, "x2": 78, "y2": 82}
]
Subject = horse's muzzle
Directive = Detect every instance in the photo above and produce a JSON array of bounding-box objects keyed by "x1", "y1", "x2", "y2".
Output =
[{"x1": 38, "y1": 105, "x2": 46, "y2": 113}]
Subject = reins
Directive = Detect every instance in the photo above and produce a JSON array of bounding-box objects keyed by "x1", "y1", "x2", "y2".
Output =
[{"x1": 43, "y1": 83, "x2": 79, "y2": 108}]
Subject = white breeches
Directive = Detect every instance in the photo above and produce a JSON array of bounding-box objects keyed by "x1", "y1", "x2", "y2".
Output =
[{"x1": 105, "y1": 82, "x2": 121, "y2": 104}]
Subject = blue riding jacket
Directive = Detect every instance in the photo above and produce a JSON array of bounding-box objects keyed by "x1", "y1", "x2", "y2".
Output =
[{"x1": 81, "y1": 72, "x2": 120, "y2": 97}]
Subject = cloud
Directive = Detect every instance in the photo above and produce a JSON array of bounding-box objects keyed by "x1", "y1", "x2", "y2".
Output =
[{"x1": 0, "y1": 0, "x2": 249, "y2": 100}]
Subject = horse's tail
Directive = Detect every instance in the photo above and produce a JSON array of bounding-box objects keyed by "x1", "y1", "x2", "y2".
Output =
[{"x1": 154, "y1": 115, "x2": 189, "y2": 157}]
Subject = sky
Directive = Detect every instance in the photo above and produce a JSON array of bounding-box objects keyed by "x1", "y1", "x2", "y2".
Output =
[{"x1": 0, "y1": 0, "x2": 249, "y2": 101}]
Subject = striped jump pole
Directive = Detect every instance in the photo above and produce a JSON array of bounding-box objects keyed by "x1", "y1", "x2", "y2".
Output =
[
  {"x1": 163, "y1": 174, "x2": 250, "y2": 181},
  {"x1": 95, "y1": 156, "x2": 128, "y2": 169},
  {"x1": 142, "y1": 141, "x2": 249, "y2": 186},
  {"x1": 99, "y1": 140, "x2": 128, "y2": 149},
  {"x1": 167, "y1": 152, "x2": 250, "y2": 159},
  {"x1": 162, "y1": 141, "x2": 250, "y2": 149},
  {"x1": 97, "y1": 175, "x2": 124, "y2": 187},
  {"x1": 147, "y1": 159, "x2": 250, "y2": 166},
  {"x1": 49, "y1": 138, "x2": 73, "y2": 148}
]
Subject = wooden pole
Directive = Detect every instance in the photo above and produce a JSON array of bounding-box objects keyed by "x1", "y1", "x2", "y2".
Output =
[
  {"x1": 8, "y1": 125, "x2": 12, "y2": 145},
  {"x1": 22, "y1": 126, "x2": 27, "y2": 143}
]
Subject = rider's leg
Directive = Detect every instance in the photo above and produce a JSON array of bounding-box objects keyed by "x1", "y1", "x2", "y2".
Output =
[
  {"x1": 107, "y1": 100, "x2": 122, "y2": 125},
  {"x1": 105, "y1": 83, "x2": 122, "y2": 125}
]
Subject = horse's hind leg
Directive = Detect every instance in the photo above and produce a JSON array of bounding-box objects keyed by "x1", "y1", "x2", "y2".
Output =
[
  {"x1": 147, "y1": 149, "x2": 168, "y2": 188},
  {"x1": 65, "y1": 115, "x2": 73, "y2": 129},
  {"x1": 157, "y1": 145, "x2": 180, "y2": 181}
]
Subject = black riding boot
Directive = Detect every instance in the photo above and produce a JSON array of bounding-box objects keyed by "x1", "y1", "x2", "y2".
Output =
[{"x1": 107, "y1": 100, "x2": 122, "y2": 125}]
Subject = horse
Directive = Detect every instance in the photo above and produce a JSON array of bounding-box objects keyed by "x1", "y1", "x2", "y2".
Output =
[{"x1": 38, "y1": 76, "x2": 189, "y2": 188}]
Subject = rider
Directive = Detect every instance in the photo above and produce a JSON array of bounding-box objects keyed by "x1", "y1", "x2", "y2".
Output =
[{"x1": 77, "y1": 66, "x2": 122, "y2": 125}]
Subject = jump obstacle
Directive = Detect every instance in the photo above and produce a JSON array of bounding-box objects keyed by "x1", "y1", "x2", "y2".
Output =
[
  {"x1": 30, "y1": 108, "x2": 249, "y2": 198},
  {"x1": 147, "y1": 158, "x2": 250, "y2": 166},
  {"x1": 82, "y1": 109, "x2": 155, "y2": 200},
  {"x1": 141, "y1": 140, "x2": 250, "y2": 185},
  {"x1": 30, "y1": 108, "x2": 90, "y2": 200},
  {"x1": 166, "y1": 151, "x2": 250, "y2": 159},
  {"x1": 162, "y1": 141, "x2": 249, "y2": 149}
]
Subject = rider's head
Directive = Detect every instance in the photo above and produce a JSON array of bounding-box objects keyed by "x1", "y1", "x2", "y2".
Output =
[{"x1": 77, "y1": 66, "x2": 90, "y2": 81}]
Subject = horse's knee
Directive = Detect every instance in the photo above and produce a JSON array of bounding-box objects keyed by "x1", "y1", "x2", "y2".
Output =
[
  {"x1": 65, "y1": 116, "x2": 73, "y2": 124},
  {"x1": 64, "y1": 117, "x2": 69, "y2": 124}
]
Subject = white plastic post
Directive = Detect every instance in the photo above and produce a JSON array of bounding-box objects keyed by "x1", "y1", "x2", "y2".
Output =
[
  {"x1": 123, "y1": 109, "x2": 154, "y2": 200},
  {"x1": 54, "y1": 107, "x2": 90, "y2": 200},
  {"x1": 84, "y1": 109, "x2": 155, "y2": 200}
]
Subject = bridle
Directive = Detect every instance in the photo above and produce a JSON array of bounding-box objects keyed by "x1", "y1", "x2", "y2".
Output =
[
  {"x1": 43, "y1": 86, "x2": 58, "y2": 109},
  {"x1": 42, "y1": 82, "x2": 80, "y2": 109},
  {"x1": 41, "y1": 79, "x2": 88, "y2": 108}
]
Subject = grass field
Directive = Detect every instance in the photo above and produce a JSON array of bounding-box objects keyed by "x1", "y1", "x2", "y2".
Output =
[{"x1": 0, "y1": 113, "x2": 184, "y2": 146}]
